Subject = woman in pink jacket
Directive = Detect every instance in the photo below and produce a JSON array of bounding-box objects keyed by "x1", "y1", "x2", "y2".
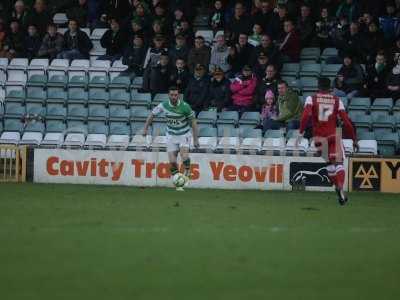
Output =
[{"x1": 230, "y1": 65, "x2": 258, "y2": 112}]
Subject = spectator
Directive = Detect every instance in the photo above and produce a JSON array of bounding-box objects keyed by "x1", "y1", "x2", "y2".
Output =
[
  {"x1": 230, "y1": 65, "x2": 257, "y2": 113},
  {"x1": 365, "y1": 52, "x2": 390, "y2": 99},
  {"x1": 11, "y1": 1, "x2": 28, "y2": 29},
  {"x1": 38, "y1": 23, "x2": 64, "y2": 60},
  {"x1": 24, "y1": 24, "x2": 41, "y2": 60},
  {"x1": 98, "y1": 18, "x2": 126, "y2": 63},
  {"x1": 226, "y1": 44, "x2": 242, "y2": 76},
  {"x1": 263, "y1": 80, "x2": 302, "y2": 130},
  {"x1": 131, "y1": 3, "x2": 151, "y2": 34},
  {"x1": 386, "y1": 56, "x2": 400, "y2": 100},
  {"x1": 142, "y1": 52, "x2": 172, "y2": 94},
  {"x1": 253, "y1": 0, "x2": 277, "y2": 36},
  {"x1": 313, "y1": 6, "x2": 336, "y2": 51},
  {"x1": 57, "y1": 19, "x2": 93, "y2": 60},
  {"x1": 248, "y1": 23, "x2": 263, "y2": 47},
  {"x1": 234, "y1": 33, "x2": 254, "y2": 69},
  {"x1": 250, "y1": 34, "x2": 280, "y2": 68},
  {"x1": 66, "y1": 0, "x2": 88, "y2": 28},
  {"x1": 178, "y1": 20, "x2": 194, "y2": 46},
  {"x1": 272, "y1": 4, "x2": 289, "y2": 41},
  {"x1": 168, "y1": 35, "x2": 189, "y2": 65},
  {"x1": 227, "y1": 2, "x2": 252, "y2": 41},
  {"x1": 150, "y1": 20, "x2": 167, "y2": 43},
  {"x1": 101, "y1": 0, "x2": 132, "y2": 22},
  {"x1": 121, "y1": 34, "x2": 147, "y2": 77},
  {"x1": 362, "y1": 21, "x2": 384, "y2": 64},
  {"x1": 209, "y1": 33, "x2": 230, "y2": 73},
  {"x1": 0, "y1": 19, "x2": 7, "y2": 57},
  {"x1": 336, "y1": 0, "x2": 360, "y2": 23},
  {"x1": 261, "y1": 90, "x2": 278, "y2": 132},
  {"x1": 279, "y1": 19, "x2": 300, "y2": 63},
  {"x1": 333, "y1": 54, "x2": 364, "y2": 99},
  {"x1": 209, "y1": 0, "x2": 225, "y2": 32},
  {"x1": 253, "y1": 64, "x2": 281, "y2": 110},
  {"x1": 187, "y1": 36, "x2": 211, "y2": 73},
  {"x1": 252, "y1": 52, "x2": 269, "y2": 80},
  {"x1": 297, "y1": 4, "x2": 315, "y2": 48},
  {"x1": 25, "y1": 0, "x2": 51, "y2": 37},
  {"x1": 206, "y1": 67, "x2": 231, "y2": 111},
  {"x1": 3, "y1": 21, "x2": 25, "y2": 59},
  {"x1": 337, "y1": 21, "x2": 365, "y2": 61},
  {"x1": 143, "y1": 35, "x2": 168, "y2": 69},
  {"x1": 169, "y1": 58, "x2": 190, "y2": 93},
  {"x1": 184, "y1": 64, "x2": 210, "y2": 112},
  {"x1": 171, "y1": 8, "x2": 186, "y2": 38}
]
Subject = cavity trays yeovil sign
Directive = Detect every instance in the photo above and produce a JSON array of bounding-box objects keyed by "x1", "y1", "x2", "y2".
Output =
[{"x1": 34, "y1": 149, "x2": 284, "y2": 189}]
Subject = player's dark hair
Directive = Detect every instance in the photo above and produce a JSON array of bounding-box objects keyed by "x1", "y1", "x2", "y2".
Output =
[
  {"x1": 318, "y1": 77, "x2": 331, "y2": 91},
  {"x1": 169, "y1": 86, "x2": 179, "y2": 92},
  {"x1": 277, "y1": 80, "x2": 288, "y2": 87}
]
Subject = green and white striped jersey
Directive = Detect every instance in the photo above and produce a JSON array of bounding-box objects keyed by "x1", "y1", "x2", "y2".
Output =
[{"x1": 152, "y1": 100, "x2": 195, "y2": 135}]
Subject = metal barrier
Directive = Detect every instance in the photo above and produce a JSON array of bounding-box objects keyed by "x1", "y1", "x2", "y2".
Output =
[{"x1": 0, "y1": 146, "x2": 27, "y2": 182}]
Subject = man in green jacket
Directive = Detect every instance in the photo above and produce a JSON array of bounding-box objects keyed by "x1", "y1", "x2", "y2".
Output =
[{"x1": 263, "y1": 80, "x2": 303, "y2": 131}]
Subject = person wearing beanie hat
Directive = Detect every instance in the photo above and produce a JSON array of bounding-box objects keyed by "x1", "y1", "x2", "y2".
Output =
[{"x1": 261, "y1": 89, "x2": 278, "y2": 131}]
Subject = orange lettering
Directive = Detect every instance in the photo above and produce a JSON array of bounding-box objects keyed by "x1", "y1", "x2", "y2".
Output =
[
  {"x1": 131, "y1": 159, "x2": 144, "y2": 177},
  {"x1": 146, "y1": 162, "x2": 156, "y2": 178},
  {"x1": 98, "y1": 159, "x2": 109, "y2": 177},
  {"x1": 224, "y1": 165, "x2": 236, "y2": 181},
  {"x1": 158, "y1": 163, "x2": 170, "y2": 179},
  {"x1": 254, "y1": 167, "x2": 267, "y2": 182},
  {"x1": 210, "y1": 161, "x2": 224, "y2": 180},
  {"x1": 76, "y1": 161, "x2": 89, "y2": 176},
  {"x1": 60, "y1": 160, "x2": 74, "y2": 176},
  {"x1": 269, "y1": 164, "x2": 283, "y2": 183},
  {"x1": 191, "y1": 164, "x2": 200, "y2": 180},
  {"x1": 238, "y1": 166, "x2": 253, "y2": 182},
  {"x1": 47, "y1": 156, "x2": 59, "y2": 176}
]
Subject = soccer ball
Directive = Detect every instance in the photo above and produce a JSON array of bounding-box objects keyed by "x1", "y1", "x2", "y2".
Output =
[{"x1": 173, "y1": 173, "x2": 187, "y2": 188}]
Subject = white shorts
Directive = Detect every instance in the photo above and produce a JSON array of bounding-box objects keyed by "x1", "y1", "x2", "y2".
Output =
[{"x1": 166, "y1": 131, "x2": 192, "y2": 152}]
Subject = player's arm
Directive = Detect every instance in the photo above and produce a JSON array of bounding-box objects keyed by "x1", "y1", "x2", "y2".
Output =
[
  {"x1": 143, "y1": 104, "x2": 162, "y2": 136},
  {"x1": 296, "y1": 97, "x2": 312, "y2": 146},
  {"x1": 339, "y1": 109, "x2": 358, "y2": 151}
]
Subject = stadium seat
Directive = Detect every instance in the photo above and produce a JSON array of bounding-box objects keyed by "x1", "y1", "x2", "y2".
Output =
[
  {"x1": 348, "y1": 97, "x2": 371, "y2": 112},
  {"x1": 281, "y1": 63, "x2": 300, "y2": 77},
  {"x1": 88, "y1": 89, "x2": 109, "y2": 105},
  {"x1": 352, "y1": 113, "x2": 371, "y2": 131},
  {"x1": 283, "y1": 76, "x2": 301, "y2": 91},
  {"x1": 84, "y1": 122, "x2": 109, "y2": 149},
  {"x1": 0, "y1": 118, "x2": 24, "y2": 145},
  {"x1": 286, "y1": 134, "x2": 308, "y2": 153},
  {"x1": 47, "y1": 74, "x2": 68, "y2": 89},
  {"x1": 370, "y1": 98, "x2": 394, "y2": 113},
  {"x1": 109, "y1": 105, "x2": 130, "y2": 122},
  {"x1": 342, "y1": 139, "x2": 355, "y2": 154},
  {"x1": 67, "y1": 104, "x2": 88, "y2": 121},
  {"x1": 107, "y1": 122, "x2": 131, "y2": 149},
  {"x1": 197, "y1": 111, "x2": 217, "y2": 125},
  {"x1": 27, "y1": 74, "x2": 47, "y2": 88},
  {"x1": 63, "y1": 122, "x2": 88, "y2": 148},
  {"x1": 300, "y1": 47, "x2": 320, "y2": 61},
  {"x1": 53, "y1": 13, "x2": 68, "y2": 26},
  {"x1": 57, "y1": 28, "x2": 67, "y2": 35},
  {"x1": 197, "y1": 126, "x2": 218, "y2": 151},
  {"x1": 68, "y1": 75, "x2": 89, "y2": 89},
  {"x1": 393, "y1": 99, "x2": 400, "y2": 112},
  {"x1": 129, "y1": 122, "x2": 151, "y2": 150},
  {"x1": 6, "y1": 60, "x2": 28, "y2": 87},
  {"x1": 130, "y1": 108, "x2": 150, "y2": 122},
  {"x1": 321, "y1": 64, "x2": 342, "y2": 77},
  {"x1": 89, "y1": 76, "x2": 109, "y2": 89},
  {"x1": 152, "y1": 93, "x2": 169, "y2": 107},
  {"x1": 217, "y1": 111, "x2": 239, "y2": 126},
  {"x1": 239, "y1": 112, "x2": 260, "y2": 126},
  {"x1": 109, "y1": 90, "x2": 130, "y2": 107},
  {"x1": 48, "y1": 59, "x2": 70, "y2": 77},
  {"x1": 262, "y1": 130, "x2": 286, "y2": 152},
  {"x1": 299, "y1": 63, "x2": 321, "y2": 78},
  {"x1": 81, "y1": 28, "x2": 91, "y2": 37},
  {"x1": 68, "y1": 59, "x2": 90, "y2": 79},
  {"x1": 321, "y1": 48, "x2": 338, "y2": 61},
  {"x1": 371, "y1": 112, "x2": 394, "y2": 132},
  {"x1": 5, "y1": 102, "x2": 25, "y2": 118},
  {"x1": 42, "y1": 120, "x2": 66, "y2": 147},
  {"x1": 375, "y1": 132, "x2": 399, "y2": 156},
  {"x1": 19, "y1": 121, "x2": 45, "y2": 146},
  {"x1": 90, "y1": 29, "x2": 107, "y2": 57},
  {"x1": 5, "y1": 89, "x2": 25, "y2": 104},
  {"x1": 109, "y1": 76, "x2": 131, "y2": 90},
  {"x1": 109, "y1": 60, "x2": 129, "y2": 80},
  {"x1": 47, "y1": 89, "x2": 67, "y2": 105},
  {"x1": 27, "y1": 59, "x2": 49, "y2": 77},
  {"x1": 89, "y1": 60, "x2": 110, "y2": 79},
  {"x1": 130, "y1": 91, "x2": 151, "y2": 108},
  {"x1": 46, "y1": 103, "x2": 67, "y2": 120},
  {"x1": 357, "y1": 132, "x2": 378, "y2": 155},
  {"x1": 91, "y1": 28, "x2": 107, "y2": 40},
  {"x1": 26, "y1": 88, "x2": 46, "y2": 105},
  {"x1": 88, "y1": 104, "x2": 108, "y2": 121},
  {"x1": 131, "y1": 76, "x2": 143, "y2": 89},
  {"x1": 26, "y1": 102, "x2": 45, "y2": 117},
  {"x1": 151, "y1": 123, "x2": 167, "y2": 150},
  {"x1": 240, "y1": 128, "x2": 263, "y2": 151},
  {"x1": 300, "y1": 77, "x2": 318, "y2": 93},
  {"x1": 68, "y1": 88, "x2": 88, "y2": 105}
]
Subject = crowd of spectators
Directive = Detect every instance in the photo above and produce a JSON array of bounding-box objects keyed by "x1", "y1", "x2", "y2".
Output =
[{"x1": 1, "y1": 0, "x2": 400, "y2": 132}]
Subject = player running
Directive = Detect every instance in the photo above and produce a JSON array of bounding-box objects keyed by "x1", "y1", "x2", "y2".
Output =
[
  {"x1": 296, "y1": 77, "x2": 358, "y2": 205},
  {"x1": 143, "y1": 86, "x2": 199, "y2": 191}
]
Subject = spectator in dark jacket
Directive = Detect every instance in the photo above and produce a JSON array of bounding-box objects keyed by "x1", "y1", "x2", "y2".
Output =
[
  {"x1": 25, "y1": 24, "x2": 41, "y2": 59},
  {"x1": 57, "y1": 19, "x2": 93, "y2": 60},
  {"x1": 362, "y1": 22, "x2": 385, "y2": 64},
  {"x1": 297, "y1": 4, "x2": 315, "y2": 48},
  {"x1": 386, "y1": 56, "x2": 400, "y2": 100},
  {"x1": 25, "y1": 0, "x2": 52, "y2": 36},
  {"x1": 227, "y1": 2, "x2": 252, "y2": 41},
  {"x1": 337, "y1": 22, "x2": 366, "y2": 61},
  {"x1": 3, "y1": 21, "x2": 25, "y2": 59},
  {"x1": 333, "y1": 54, "x2": 364, "y2": 99},
  {"x1": 184, "y1": 64, "x2": 210, "y2": 112},
  {"x1": 253, "y1": 0, "x2": 277, "y2": 35},
  {"x1": 66, "y1": 0, "x2": 88, "y2": 28},
  {"x1": 101, "y1": 0, "x2": 132, "y2": 22},
  {"x1": 365, "y1": 52, "x2": 390, "y2": 99},
  {"x1": 209, "y1": 0, "x2": 225, "y2": 33},
  {"x1": 250, "y1": 34, "x2": 281, "y2": 68},
  {"x1": 38, "y1": 23, "x2": 64, "y2": 59},
  {"x1": 143, "y1": 52, "x2": 172, "y2": 94},
  {"x1": 253, "y1": 64, "x2": 281, "y2": 110},
  {"x1": 313, "y1": 6, "x2": 336, "y2": 51},
  {"x1": 168, "y1": 34, "x2": 189, "y2": 65},
  {"x1": 206, "y1": 67, "x2": 231, "y2": 111},
  {"x1": 187, "y1": 36, "x2": 211, "y2": 73},
  {"x1": 98, "y1": 18, "x2": 126, "y2": 62},
  {"x1": 121, "y1": 35, "x2": 147, "y2": 77},
  {"x1": 11, "y1": 1, "x2": 29, "y2": 29},
  {"x1": 169, "y1": 58, "x2": 190, "y2": 93},
  {"x1": 233, "y1": 33, "x2": 254, "y2": 69},
  {"x1": 279, "y1": 19, "x2": 300, "y2": 63},
  {"x1": 252, "y1": 52, "x2": 269, "y2": 80}
]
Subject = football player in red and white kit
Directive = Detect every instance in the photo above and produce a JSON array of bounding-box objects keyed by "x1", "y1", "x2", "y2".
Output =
[{"x1": 296, "y1": 77, "x2": 358, "y2": 205}]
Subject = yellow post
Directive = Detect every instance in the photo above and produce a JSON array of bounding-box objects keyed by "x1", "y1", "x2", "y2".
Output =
[{"x1": 0, "y1": 145, "x2": 27, "y2": 183}]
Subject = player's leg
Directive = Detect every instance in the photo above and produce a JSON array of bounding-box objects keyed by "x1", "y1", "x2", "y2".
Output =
[
  {"x1": 168, "y1": 150, "x2": 179, "y2": 176},
  {"x1": 179, "y1": 132, "x2": 192, "y2": 178},
  {"x1": 328, "y1": 137, "x2": 348, "y2": 205}
]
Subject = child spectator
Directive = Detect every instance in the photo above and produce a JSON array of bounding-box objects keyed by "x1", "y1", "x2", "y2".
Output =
[{"x1": 261, "y1": 90, "x2": 278, "y2": 131}]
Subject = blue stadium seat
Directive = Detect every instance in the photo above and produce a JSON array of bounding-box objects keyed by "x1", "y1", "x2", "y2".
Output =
[
  {"x1": 130, "y1": 108, "x2": 150, "y2": 122},
  {"x1": 5, "y1": 102, "x2": 25, "y2": 118},
  {"x1": 109, "y1": 76, "x2": 131, "y2": 90},
  {"x1": 281, "y1": 63, "x2": 300, "y2": 77},
  {"x1": 47, "y1": 74, "x2": 68, "y2": 89},
  {"x1": 370, "y1": 98, "x2": 394, "y2": 113},
  {"x1": 68, "y1": 88, "x2": 88, "y2": 105},
  {"x1": 348, "y1": 97, "x2": 371, "y2": 112},
  {"x1": 68, "y1": 75, "x2": 89, "y2": 89},
  {"x1": 109, "y1": 105, "x2": 130, "y2": 122},
  {"x1": 299, "y1": 63, "x2": 321, "y2": 78},
  {"x1": 26, "y1": 103, "x2": 45, "y2": 117},
  {"x1": 67, "y1": 104, "x2": 88, "y2": 121},
  {"x1": 217, "y1": 126, "x2": 239, "y2": 137},
  {"x1": 130, "y1": 91, "x2": 151, "y2": 108},
  {"x1": 27, "y1": 74, "x2": 47, "y2": 88},
  {"x1": 300, "y1": 47, "x2": 320, "y2": 61},
  {"x1": 88, "y1": 89, "x2": 109, "y2": 105},
  {"x1": 47, "y1": 88, "x2": 67, "y2": 105},
  {"x1": 239, "y1": 112, "x2": 260, "y2": 126},
  {"x1": 88, "y1": 104, "x2": 108, "y2": 121},
  {"x1": 46, "y1": 104, "x2": 67, "y2": 120},
  {"x1": 197, "y1": 110, "x2": 217, "y2": 125},
  {"x1": 321, "y1": 64, "x2": 342, "y2": 77},
  {"x1": 217, "y1": 111, "x2": 239, "y2": 126},
  {"x1": 26, "y1": 88, "x2": 46, "y2": 104},
  {"x1": 5, "y1": 90, "x2": 25, "y2": 104},
  {"x1": 109, "y1": 90, "x2": 130, "y2": 106}
]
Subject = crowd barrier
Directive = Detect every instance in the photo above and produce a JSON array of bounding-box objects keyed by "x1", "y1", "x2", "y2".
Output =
[{"x1": 0, "y1": 146, "x2": 27, "y2": 183}]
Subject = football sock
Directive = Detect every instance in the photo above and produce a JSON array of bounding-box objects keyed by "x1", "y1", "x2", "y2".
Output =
[
  {"x1": 170, "y1": 163, "x2": 179, "y2": 175},
  {"x1": 183, "y1": 158, "x2": 191, "y2": 176},
  {"x1": 327, "y1": 164, "x2": 337, "y2": 186},
  {"x1": 335, "y1": 165, "x2": 345, "y2": 190}
]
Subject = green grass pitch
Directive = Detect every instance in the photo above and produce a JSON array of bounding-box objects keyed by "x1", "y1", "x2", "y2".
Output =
[{"x1": 0, "y1": 183, "x2": 399, "y2": 300}]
